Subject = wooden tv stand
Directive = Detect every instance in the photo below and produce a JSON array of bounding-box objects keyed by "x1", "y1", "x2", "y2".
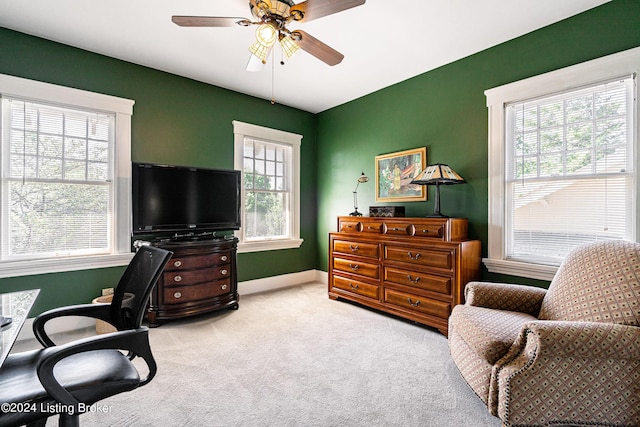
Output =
[
  {"x1": 328, "y1": 216, "x2": 481, "y2": 336},
  {"x1": 147, "y1": 237, "x2": 239, "y2": 326}
]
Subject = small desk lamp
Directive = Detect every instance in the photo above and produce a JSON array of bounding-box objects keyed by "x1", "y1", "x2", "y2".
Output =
[
  {"x1": 350, "y1": 171, "x2": 369, "y2": 216},
  {"x1": 411, "y1": 163, "x2": 466, "y2": 217}
]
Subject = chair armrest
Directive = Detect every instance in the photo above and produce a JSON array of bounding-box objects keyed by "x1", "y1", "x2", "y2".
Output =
[
  {"x1": 36, "y1": 327, "x2": 157, "y2": 409},
  {"x1": 491, "y1": 321, "x2": 640, "y2": 425},
  {"x1": 33, "y1": 303, "x2": 113, "y2": 347},
  {"x1": 464, "y1": 282, "x2": 547, "y2": 316}
]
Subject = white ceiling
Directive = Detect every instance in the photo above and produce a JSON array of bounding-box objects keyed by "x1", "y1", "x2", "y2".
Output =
[{"x1": 0, "y1": 0, "x2": 610, "y2": 113}]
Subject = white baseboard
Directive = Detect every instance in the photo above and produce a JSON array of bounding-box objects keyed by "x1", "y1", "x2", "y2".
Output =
[
  {"x1": 238, "y1": 269, "x2": 325, "y2": 295},
  {"x1": 18, "y1": 269, "x2": 327, "y2": 342}
]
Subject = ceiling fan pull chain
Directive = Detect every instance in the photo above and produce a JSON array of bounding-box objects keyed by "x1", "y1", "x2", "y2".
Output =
[{"x1": 271, "y1": 51, "x2": 276, "y2": 105}]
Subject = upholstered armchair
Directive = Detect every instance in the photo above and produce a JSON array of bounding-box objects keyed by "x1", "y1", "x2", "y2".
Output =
[{"x1": 448, "y1": 240, "x2": 640, "y2": 427}]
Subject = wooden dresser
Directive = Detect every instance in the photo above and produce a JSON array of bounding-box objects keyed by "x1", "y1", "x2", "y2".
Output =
[
  {"x1": 147, "y1": 237, "x2": 239, "y2": 326},
  {"x1": 328, "y1": 216, "x2": 481, "y2": 336}
]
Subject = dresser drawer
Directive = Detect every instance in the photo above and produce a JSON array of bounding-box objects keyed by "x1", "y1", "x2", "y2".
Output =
[
  {"x1": 339, "y1": 219, "x2": 362, "y2": 233},
  {"x1": 360, "y1": 221, "x2": 384, "y2": 234},
  {"x1": 164, "y1": 279, "x2": 231, "y2": 304},
  {"x1": 384, "y1": 288, "x2": 451, "y2": 319},
  {"x1": 384, "y1": 246, "x2": 454, "y2": 270},
  {"x1": 333, "y1": 240, "x2": 379, "y2": 259},
  {"x1": 333, "y1": 257, "x2": 379, "y2": 279},
  {"x1": 412, "y1": 223, "x2": 446, "y2": 240},
  {"x1": 383, "y1": 222, "x2": 413, "y2": 236},
  {"x1": 384, "y1": 267, "x2": 452, "y2": 295},
  {"x1": 164, "y1": 265, "x2": 230, "y2": 286},
  {"x1": 332, "y1": 276, "x2": 379, "y2": 300},
  {"x1": 165, "y1": 252, "x2": 231, "y2": 271}
]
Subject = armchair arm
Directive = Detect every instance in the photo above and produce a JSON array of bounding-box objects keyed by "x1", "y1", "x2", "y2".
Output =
[
  {"x1": 490, "y1": 321, "x2": 640, "y2": 426},
  {"x1": 464, "y1": 281, "x2": 547, "y2": 316},
  {"x1": 36, "y1": 327, "x2": 157, "y2": 410},
  {"x1": 33, "y1": 303, "x2": 113, "y2": 347}
]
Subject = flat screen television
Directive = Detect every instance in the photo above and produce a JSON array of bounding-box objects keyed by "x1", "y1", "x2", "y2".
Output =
[{"x1": 132, "y1": 162, "x2": 241, "y2": 236}]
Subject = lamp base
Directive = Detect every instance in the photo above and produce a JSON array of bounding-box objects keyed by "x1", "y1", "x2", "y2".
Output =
[
  {"x1": 349, "y1": 210, "x2": 363, "y2": 217},
  {"x1": 426, "y1": 212, "x2": 449, "y2": 218}
]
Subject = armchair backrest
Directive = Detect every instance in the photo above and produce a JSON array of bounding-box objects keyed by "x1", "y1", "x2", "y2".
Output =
[
  {"x1": 110, "y1": 245, "x2": 172, "y2": 330},
  {"x1": 539, "y1": 240, "x2": 640, "y2": 326}
]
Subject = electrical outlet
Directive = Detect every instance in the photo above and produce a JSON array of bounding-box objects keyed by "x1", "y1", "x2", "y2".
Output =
[{"x1": 101, "y1": 287, "x2": 115, "y2": 296}]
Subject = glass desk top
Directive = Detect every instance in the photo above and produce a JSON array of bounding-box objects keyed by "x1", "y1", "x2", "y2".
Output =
[{"x1": 0, "y1": 289, "x2": 39, "y2": 367}]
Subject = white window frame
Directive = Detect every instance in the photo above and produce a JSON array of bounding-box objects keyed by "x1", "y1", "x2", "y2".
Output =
[
  {"x1": 233, "y1": 120, "x2": 303, "y2": 253},
  {"x1": 0, "y1": 74, "x2": 134, "y2": 278},
  {"x1": 484, "y1": 47, "x2": 640, "y2": 281}
]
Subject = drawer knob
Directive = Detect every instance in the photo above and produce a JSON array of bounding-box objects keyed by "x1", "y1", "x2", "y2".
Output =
[
  {"x1": 349, "y1": 263, "x2": 359, "y2": 271},
  {"x1": 173, "y1": 275, "x2": 182, "y2": 282},
  {"x1": 407, "y1": 297, "x2": 421, "y2": 307},
  {"x1": 221, "y1": 255, "x2": 228, "y2": 262},
  {"x1": 349, "y1": 245, "x2": 359, "y2": 252},
  {"x1": 221, "y1": 269, "x2": 228, "y2": 275},
  {"x1": 173, "y1": 291, "x2": 182, "y2": 299},
  {"x1": 349, "y1": 283, "x2": 359, "y2": 290},
  {"x1": 173, "y1": 260, "x2": 182, "y2": 268},
  {"x1": 407, "y1": 275, "x2": 421, "y2": 284},
  {"x1": 221, "y1": 284, "x2": 228, "y2": 290},
  {"x1": 407, "y1": 252, "x2": 421, "y2": 260}
]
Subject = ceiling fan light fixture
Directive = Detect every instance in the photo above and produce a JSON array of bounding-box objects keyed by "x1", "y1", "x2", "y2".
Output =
[
  {"x1": 279, "y1": 34, "x2": 300, "y2": 59},
  {"x1": 255, "y1": 23, "x2": 277, "y2": 47},
  {"x1": 248, "y1": 40, "x2": 272, "y2": 64}
]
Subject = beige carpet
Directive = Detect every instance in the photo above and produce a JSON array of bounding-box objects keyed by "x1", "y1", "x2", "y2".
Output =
[{"x1": 17, "y1": 282, "x2": 501, "y2": 427}]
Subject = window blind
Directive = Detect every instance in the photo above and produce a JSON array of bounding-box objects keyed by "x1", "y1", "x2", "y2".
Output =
[
  {"x1": 1, "y1": 97, "x2": 115, "y2": 260},
  {"x1": 505, "y1": 76, "x2": 634, "y2": 265}
]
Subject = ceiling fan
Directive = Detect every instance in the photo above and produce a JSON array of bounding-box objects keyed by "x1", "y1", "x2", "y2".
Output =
[{"x1": 172, "y1": 0, "x2": 366, "y2": 69}]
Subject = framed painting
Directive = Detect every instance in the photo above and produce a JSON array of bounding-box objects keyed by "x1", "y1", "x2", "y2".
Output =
[{"x1": 375, "y1": 147, "x2": 427, "y2": 202}]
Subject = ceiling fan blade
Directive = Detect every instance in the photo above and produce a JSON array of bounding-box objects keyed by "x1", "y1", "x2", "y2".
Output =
[
  {"x1": 171, "y1": 16, "x2": 249, "y2": 27},
  {"x1": 290, "y1": 0, "x2": 365, "y2": 22},
  {"x1": 292, "y1": 30, "x2": 344, "y2": 66},
  {"x1": 246, "y1": 54, "x2": 266, "y2": 72}
]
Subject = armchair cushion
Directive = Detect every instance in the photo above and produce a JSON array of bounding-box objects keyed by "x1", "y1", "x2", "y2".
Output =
[{"x1": 539, "y1": 240, "x2": 640, "y2": 326}]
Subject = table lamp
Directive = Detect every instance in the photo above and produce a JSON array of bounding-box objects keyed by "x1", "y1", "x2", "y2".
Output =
[
  {"x1": 411, "y1": 163, "x2": 466, "y2": 217},
  {"x1": 349, "y1": 171, "x2": 369, "y2": 216}
]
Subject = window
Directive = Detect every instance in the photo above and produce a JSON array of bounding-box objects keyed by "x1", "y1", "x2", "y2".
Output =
[
  {"x1": 485, "y1": 47, "x2": 639, "y2": 280},
  {"x1": 233, "y1": 121, "x2": 303, "y2": 252},
  {"x1": 0, "y1": 74, "x2": 134, "y2": 278}
]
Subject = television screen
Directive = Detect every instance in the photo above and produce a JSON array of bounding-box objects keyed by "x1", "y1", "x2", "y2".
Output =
[{"x1": 132, "y1": 162, "x2": 241, "y2": 235}]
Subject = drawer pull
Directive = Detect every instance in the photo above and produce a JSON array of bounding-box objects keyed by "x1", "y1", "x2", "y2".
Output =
[
  {"x1": 349, "y1": 283, "x2": 359, "y2": 290},
  {"x1": 392, "y1": 227, "x2": 400, "y2": 231},
  {"x1": 407, "y1": 275, "x2": 421, "y2": 284},
  {"x1": 407, "y1": 297, "x2": 421, "y2": 307},
  {"x1": 173, "y1": 260, "x2": 182, "y2": 268},
  {"x1": 221, "y1": 284, "x2": 228, "y2": 290},
  {"x1": 349, "y1": 263, "x2": 359, "y2": 271},
  {"x1": 349, "y1": 245, "x2": 359, "y2": 252},
  {"x1": 173, "y1": 275, "x2": 182, "y2": 282},
  {"x1": 221, "y1": 255, "x2": 228, "y2": 262},
  {"x1": 221, "y1": 269, "x2": 228, "y2": 275},
  {"x1": 173, "y1": 291, "x2": 182, "y2": 299},
  {"x1": 367, "y1": 226, "x2": 376, "y2": 230},
  {"x1": 407, "y1": 252, "x2": 421, "y2": 260}
]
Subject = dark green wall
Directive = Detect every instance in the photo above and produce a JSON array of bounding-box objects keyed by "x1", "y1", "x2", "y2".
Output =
[
  {"x1": 0, "y1": 27, "x2": 318, "y2": 315},
  {"x1": 1, "y1": 0, "x2": 639, "y2": 315},
  {"x1": 315, "y1": 0, "x2": 640, "y2": 286}
]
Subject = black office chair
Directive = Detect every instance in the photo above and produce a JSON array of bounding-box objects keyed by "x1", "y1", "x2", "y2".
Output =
[{"x1": 0, "y1": 245, "x2": 172, "y2": 427}]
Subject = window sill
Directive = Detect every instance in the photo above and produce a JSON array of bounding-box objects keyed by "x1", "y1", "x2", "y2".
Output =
[
  {"x1": 0, "y1": 253, "x2": 135, "y2": 279},
  {"x1": 482, "y1": 258, "x2": 558, "y2": 281},
  {"x1": 237, "y1": 239, "x2": 304, "y2": 253}
]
